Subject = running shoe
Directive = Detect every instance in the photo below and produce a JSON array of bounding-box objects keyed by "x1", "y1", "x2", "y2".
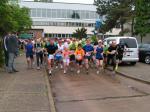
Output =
[
  {"x1": 55, "y1": 66, "x2": 58, "y2": 69},
  {"x1": 60, "y1": 65, "x2": 63, "y2": 69},
  {"x1": 77, "y1": 70, "x2": 80, "y2": 74},
  {"x1": 97, "y1": 70, "x2": 100, "y2": 74},
  {"x1": 64, "y1": 70, "x2": 66, "y2": 74},
  {"x1": 49, "y1": 70, "x2": 52, "y2": 75},
  {"x1": 115, "y1": 64, "x2": 118, "y2": 71},
  {"x1": 37, "y1": 67, "x2": 40, "y2": 70}
]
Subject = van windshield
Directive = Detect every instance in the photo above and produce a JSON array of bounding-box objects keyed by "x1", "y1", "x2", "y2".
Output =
[{"x1": 120, "y1": 38, "x2": 137, "y2": 48}]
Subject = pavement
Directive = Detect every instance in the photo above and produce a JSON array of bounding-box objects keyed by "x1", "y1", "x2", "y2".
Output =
[
  {"x1": 117, "y1": 63, "x2": 150, "y2": 83},
  {"x1": 0, "y1": 55, "x2": 51, "y2": 112}
]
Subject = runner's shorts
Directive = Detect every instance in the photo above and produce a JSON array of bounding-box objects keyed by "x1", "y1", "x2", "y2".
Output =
[
  {"x1": 70, "y1": 54, "x2": 76, "y2": 62},
  {"x1": 26, "y1": 53, "x2": 33, "y2": 59},
  {"x1": 48, "y1": 54, "x2": 54, "y2": 60},
  {"x1": 84, "y1": 55, "x2": 92, "y2": 60},
  {"x1": 116, "y1": 54, "x2": 123, "y2": 61},
  {"x1": 76, "y1": 60, "x2": 83, "y2": 65},
  {"x1": 63, "y1": 58, "x2": 70, "y2": 65},
  {"x1": 55, "y1": 54, "x2": 62, "y2": 61}
]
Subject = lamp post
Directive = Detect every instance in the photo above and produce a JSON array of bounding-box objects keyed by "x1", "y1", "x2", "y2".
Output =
[{"x1": 131, "y1": 6, "x2": 135, "y2": 37}]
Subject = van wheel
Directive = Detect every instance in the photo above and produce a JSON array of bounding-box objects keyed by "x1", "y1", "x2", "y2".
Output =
[
  {"x1": 130, "y1": 62, "x2": 136, "y2": 65},
  {"x1": 145, "y1": 56, "x2": 150, "y2": 64}
]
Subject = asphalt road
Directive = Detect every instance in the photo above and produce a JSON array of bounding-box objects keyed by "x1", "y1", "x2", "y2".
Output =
[{"x1": 50, "y1": 68, "x2": 150, "y2": 112}]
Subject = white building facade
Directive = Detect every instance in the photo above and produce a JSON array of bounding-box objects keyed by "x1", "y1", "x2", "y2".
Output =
[{"x1": 19, "y1": 1, "x2": 100, "y2": 38}]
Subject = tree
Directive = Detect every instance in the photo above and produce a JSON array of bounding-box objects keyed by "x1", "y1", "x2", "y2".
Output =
[
  {"x1": 94, "y1": 0, "x2": 135, "y2": 35},
  {"x1": 71, "y1": 11, "x2": 80, "y2": 19},
  {"x1": 0, "y1": 1, "x2": 32, "y2": 67},
  {"x1": 134, "y1": 0, "x2": 150, "y2": 43},
  {"x1": 72, "y1": 28, "x2": 87, "y2": 40}
]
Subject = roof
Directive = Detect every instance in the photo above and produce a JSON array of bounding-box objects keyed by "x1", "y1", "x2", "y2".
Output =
[{"x1": 19, "y1": 1, "x2": 97, "y2": 11}]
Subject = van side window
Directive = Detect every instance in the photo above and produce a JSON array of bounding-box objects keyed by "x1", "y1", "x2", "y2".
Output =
[{"x1": 120, "y1": 38, "x2": 137, "y2": 48}]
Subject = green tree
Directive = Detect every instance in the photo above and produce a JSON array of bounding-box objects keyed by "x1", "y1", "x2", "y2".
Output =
[
  {"x1": 0, "y1": 1, "x2": 32, "y2": 67},
  {"x1": 134, "y1": 0, "x2": 150, "y2": 43},
  {"x1": 72, "y1": 28, "x2": 87, "y2": 40},
  {"x1": 94, "y1": 0, "x2": 135, "y2": 35}
]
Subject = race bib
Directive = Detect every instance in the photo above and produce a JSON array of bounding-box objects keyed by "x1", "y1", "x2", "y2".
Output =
[
  {"x1": 86, "y1": 52, "x2": 91, "y2": 56},
  {"x1": 76, "y1": 54, "x2": 82, "y2": 60}
]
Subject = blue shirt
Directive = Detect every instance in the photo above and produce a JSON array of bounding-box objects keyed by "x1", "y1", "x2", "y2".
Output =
[
  {"x1": 96, "y1": 47, "x2": 103, "y2": 59},
  {"x1": 26, "y1": 43, "x2": 33, "y2": 55},
  {"x1": 83, "y1": 44, "x2": 94, "y2": 53}
]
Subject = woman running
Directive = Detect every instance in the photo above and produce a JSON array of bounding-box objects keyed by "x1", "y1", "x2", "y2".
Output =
[{"x1": 94, "y1": 40, "x2": 104, "y2": 74}]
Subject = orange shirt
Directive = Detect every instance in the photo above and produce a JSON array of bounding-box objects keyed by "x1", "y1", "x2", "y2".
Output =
[{"x1": 75, "y1": 49, "x2": 85, "y2": 60}]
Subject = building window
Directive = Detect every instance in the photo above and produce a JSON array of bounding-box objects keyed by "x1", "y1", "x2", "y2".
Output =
[
  {"x1": 37, "y1": 8, "x2": 42, "y2": 17},
  {"x1": 31, "y1": 8, "x2": 36, "y2": 17}
]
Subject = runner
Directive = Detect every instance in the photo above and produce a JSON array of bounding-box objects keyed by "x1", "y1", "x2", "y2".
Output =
[
  {"x1": 107, "y1": 41, "x2": 117, "y2": 75},
  {"x1": 55, "y1": 40, "x2": 64, "y2": 69},
  {"x1": 45, "y1": 39, "x2": 58, "y2": 75},
  {"x1": 115, "y1": 40, "x2": 125, "y2": 71},
  {"x1": 75, "y1": 43, "x2": 85, "y2": 74},
  {"x1": 62, "y1": 46, "x2": 71, "y2": 74},
  {"x1": 83, "y1": 39, "x2": 94, "y2": 74},
  {"x1": 94, "y1": 40, "x2": 103, "y2": 74},
  {"x1": 69, "y1": 39, "x2": 77, "y2": 72},
  {"x1": 103, "y1": 42, "x2": 108, "y2": 69},
  {"x1": 25, "y1": 39, "x2": 34, "y2": 69}
]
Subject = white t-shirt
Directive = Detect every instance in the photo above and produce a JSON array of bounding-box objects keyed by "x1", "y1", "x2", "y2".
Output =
[
  {"x1": 63, "y1": 42, "x2": 69, "y2": 49},
  {"x1": 57, "y1": 44, "x2": 64, "y2": 51}
]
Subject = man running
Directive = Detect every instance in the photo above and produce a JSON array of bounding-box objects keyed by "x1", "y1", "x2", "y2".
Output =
[
  {"x1": 25, "y1": 39, "x2": 34, "y2": 69},
  {"x1": 107, "y1": 41, "x2": 117, "y2": 75},
  {"x1": 45, "y1": 39, "x2": 58, "y2": 75}
]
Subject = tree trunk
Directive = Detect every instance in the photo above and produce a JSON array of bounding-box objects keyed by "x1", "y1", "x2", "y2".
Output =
[
  {"x1": 141, "y1": 36, "x2": 143, "y2": 43},
  {"x1": 131, "y1": 17, "x2": 134, "y2": 37},
  {"x1": 121, "y1": 23, "x2": 124, "y2": 36}
]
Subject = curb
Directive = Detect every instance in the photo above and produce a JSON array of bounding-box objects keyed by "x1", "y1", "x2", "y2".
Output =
[
  {"x1": 106, "y1": 68, "x2": 150, "y2": 85},
  {"x1": 44, "y1": 68, "x2": 57, "y2": 112}
]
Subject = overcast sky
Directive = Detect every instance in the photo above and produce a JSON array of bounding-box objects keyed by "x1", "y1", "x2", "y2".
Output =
[{"x1": 23, "y1": 0, "x2": 94, "y2": 4}]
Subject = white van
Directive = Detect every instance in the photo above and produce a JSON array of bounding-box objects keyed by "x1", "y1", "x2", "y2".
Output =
[{"x1": 103, "y1": 37, "x2": 139, "y2": 65}]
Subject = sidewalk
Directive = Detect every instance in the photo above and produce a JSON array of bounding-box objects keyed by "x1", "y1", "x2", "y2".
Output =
[
  {"x1": 118, "y1": 63, "x2": 150, "y2": 84},
  {"x1": 0, "y1": 55, "x2": 51, "y2": 112},
  {"x1": 108, "y1": 63, "x2": 150, "y2": 84}
]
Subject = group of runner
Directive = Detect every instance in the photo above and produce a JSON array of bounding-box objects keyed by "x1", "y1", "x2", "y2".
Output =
[{"x1": 24, "y1": 37, "x2": 125, "y2": 75}]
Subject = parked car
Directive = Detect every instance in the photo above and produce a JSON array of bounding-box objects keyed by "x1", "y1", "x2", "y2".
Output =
[
  {"x1": 103, "y1": 36, "x2": 139, "y2": 65},
  {"x1": 139, "y1": 43, "x2": 150, "y2": 64}
]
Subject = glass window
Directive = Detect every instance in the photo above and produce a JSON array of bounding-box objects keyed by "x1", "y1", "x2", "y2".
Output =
[
  {"x1": 42, "y1": 9, "x2": 46, "y2": 17},
  {"x1": 31, "y1": 8, "x2": 36, "y2": 17},
  {"x1": 86, "y1": 11, "x2": 90, "y2": 19},
  {"x1": 120, "y1": 38, "x2": 137, "y2": 48},
  {"x1": 57, "y1": 9, "x2": 61, "y2": 18},
  {"x1": 37, "y1": 8, "x2": 42, "y2": 17},
  {"x1": 52, "y1": 9, "x2": 57, "y2": 18},
  {"x1": 62, "y1": 34, "x2": 65, "y2": 37},
  {"x1": 47, "y1": 9, "x2": 52, "y2": 18},
  {"x1": 61, "y1": 9, "x2": 67, "y2": 18}
]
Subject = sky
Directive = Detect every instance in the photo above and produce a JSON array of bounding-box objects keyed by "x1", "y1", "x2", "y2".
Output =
[{"x1": 23, "y1": 0, "x2": 94, "y2": 4}]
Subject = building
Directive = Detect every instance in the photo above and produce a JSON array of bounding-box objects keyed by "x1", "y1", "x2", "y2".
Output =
[
  {"x1": 9, "y1": 0, "x2": 20, "y2": 4},
  {"x1": 19, "y1": 1, "x2": 100, "y2": 38},
  {"x1": 34, "y1": 0, "x2": 53, "y2": 2}
]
